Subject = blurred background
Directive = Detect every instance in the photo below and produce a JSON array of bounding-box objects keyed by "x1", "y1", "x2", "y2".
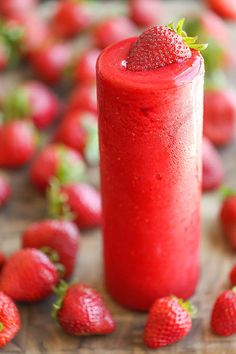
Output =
[{"x1": 0, "y1": 0, "x2": 236, "y2": 229}]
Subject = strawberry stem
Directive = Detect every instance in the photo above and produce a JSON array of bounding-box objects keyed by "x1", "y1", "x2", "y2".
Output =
[
  {"x1": 178, "y1": 298, "x2": 197, "y2": 319},
  {"x1": 0, "y1": 323, "x2": 3, "y2": 332},
  {"x1": 47, "y1": 178, "x2": 75, "y2": 221},
  {"x1": 219, "y1": 185, "x2": 236, "y2": 199},
  {"x1": 56, "y1": 145, "x2": 85, "y2": 184},
  {"x1": 167, "y1": 18, "x2": 208, "y2": 52},
  {"x1": 52, "y1": 280, "x2": 68, "y2": 319}
]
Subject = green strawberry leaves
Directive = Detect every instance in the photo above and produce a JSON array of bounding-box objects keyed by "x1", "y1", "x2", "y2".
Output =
[{"x1": 167, "y1": 18, "x2": 208, "y2": 52}]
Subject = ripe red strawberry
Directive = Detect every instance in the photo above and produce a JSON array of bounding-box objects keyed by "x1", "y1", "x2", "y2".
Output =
[
  {"x1": 211, "y1": 288, "x2": 236, "y2": 336},
  {"x1": 0, "y1": 0, "x2": 37, "y2": 18},
  {"x1": 202, "y1": 137, "x2": 224, "y2": 191},
  {"x1": 54, "y1": 111, "x2": 99, "y2": 164},
  {"x1": 229, "y1": 265, "x2": 236, "y2": 286},
  {"x1": 8, "y1": 13, "x2": 50, "y2": 55},
  {"x1": 48, "y1": 181, "x2": 102, "y2": 229},
  {"x1": 0, "y1": 291, "x2": 20, "y2": 348},
  {"x1": 94, "y1": 17, "x2": 137, "y2": 49},
  {"x1": 0, "y1": 248, "x2": 59, "y2": 302},
  {"x1": 67, "y1": 84, "x2": 97, "y2": 114},
  {"x1": 206, "y1": 0, "x2": 236, "y2": 20},
  {"x1": 22, "y1": 220, "x2": 80, "y2": 278},
  {"x1": 30, "y1": 42, "x2": 73, "y2": 84},
  {"x1": 203, "y1": 88, "x2": 236, "y2": 146},
  {"x1": 74, "y1": 48, "x2": 101, "y2": 84},
  {"x1": 127, "y1": 19, "x2": 207, "y2": 71},
  {"x1": 30, "y1": 144, "x2": 85, "y2": 192},
  {"x1": 144, "y1": 296, "x2": 195, "y2": 348},
  {"x1": 51, "y1": 0, "x2": 91, "y2": 39},
  {"x1": 220, "y1": 193, "x2": 236, "y2": 249},
  {"x1": 0, "y1": 121, "x2": 37, "y2": 168},
  {"x1": 3, "y1": 81, "x2": 59, "y2": 130},
  {"x1": 0, "y1": 176, "x2": 10, "y2": 208},
  {"x1": 52, "y1": 282, "x2": 115, "y2": 336},
  {"x1": 129, "y1": 0, "x2": 163, "y2": 27}
]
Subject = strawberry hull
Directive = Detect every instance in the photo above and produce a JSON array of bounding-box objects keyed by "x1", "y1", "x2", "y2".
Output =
[{"x1": 97, "y1": 38, "x2": 204, "y2": 310}]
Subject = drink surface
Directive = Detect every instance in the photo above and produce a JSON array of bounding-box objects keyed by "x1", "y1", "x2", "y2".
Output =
[{"x1": 97, "y1": 37, "x2": 204, "y2": 310}]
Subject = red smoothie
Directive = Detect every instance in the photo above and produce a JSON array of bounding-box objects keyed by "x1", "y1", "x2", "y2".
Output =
[{"x1": 97, "y1": 37, "x2": 204, "y2": 310}]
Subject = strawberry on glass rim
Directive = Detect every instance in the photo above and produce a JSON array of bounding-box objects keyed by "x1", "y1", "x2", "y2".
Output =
[{"x1": 126, "y1": 18, "x2": 207, "y2": 71}]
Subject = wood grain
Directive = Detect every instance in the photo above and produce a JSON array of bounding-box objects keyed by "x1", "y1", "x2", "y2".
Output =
[{"x1": 0, "y1": 1, "x2": 236, "y2": 353}]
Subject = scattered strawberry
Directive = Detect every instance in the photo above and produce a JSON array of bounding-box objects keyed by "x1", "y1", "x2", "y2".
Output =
[
  {"x1": 74, "y1": 48, "x2": 101, "y2": 84},
  {"x1": 202, "y1": 137, "x2": 224, "y2": 191},
  {"x1": 0, "y1": 44, "x2": 8, "y2": 71},
  {"x1": 0, "y1": 253, "x2": 5, "y2": 270},
  {"x1": 220, "y1": 191, "x2": 236, "y2": 250},
  {"x1": 129, "y1": 0, "x2": 163, "y2": 27},
  {"x1": 67, "y1": 84, "x2": 97, "y2": 114},
  {"x1": 0, "y1": 248, "x2": 59, "y2": 302},
  {"x1": 0, "y1": 176, "x2": 10, "y2": 208},
  {"x1": 0, "y1": 0, "x2": 37, "y2": 19},
  {"x1": 48, "y1": 180, "x2": 102, "y2": 229},
  {"x1": 30, "y1": 42, "x2": 73, "y2": 84},
  {"x1": 8, "y1": 13, "x2": 50, "y2": 56},
  {"x1": 51, "y1": 0, "x2": 91, "y2": 39},
  {"x1": 54, "y1": 111, "x2": 99, "y2": 164},
  {"x1": 94, "y1": 17, "x2": 137, "y2": 49},
  {"x1": 3, "y1": 81, "x2": 59, "y2": 130},
  {"x1": 22, "y1": 220, "x2": 80, "y2": 278},
  {"x1": 127, "y1": 19, "x2": 207, "y2": 71},
  {"x1": 0, "y1": 120, "x2": 37, "y2": 168},
  {"x1": 52, "y1": 281, "x2": 115, "y2": 336},
  {"x1": 30, "y1": 144, "x2": 85, "y2": 192},
  {"x1": 230, "y1": 265, "x2": 236, "y2": 286},
  {"x1": 211, "y1": 288, "x2": 236, "y2": 336},
  {"x1": 203, "y1": 88, "x2": 236, "y2": 146},
  {"x1": 0, "y1": 291, "x2": 20, "y2": 348},
  {"x1": 206, "y1": 0, "x2": 236, "y2": 20},
  {"x1": 144, "y1": 296, "x2": 195, "y2": 349}
]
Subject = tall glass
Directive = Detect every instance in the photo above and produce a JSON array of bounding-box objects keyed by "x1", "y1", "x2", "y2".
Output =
[{"x1": 97, "y1": 37, "x2": 204, "y2": 310}]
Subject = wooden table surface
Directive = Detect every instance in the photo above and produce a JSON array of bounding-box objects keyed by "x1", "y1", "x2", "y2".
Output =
[{"x1": 1, "y1": 1, "x2": 236, "y2": 353}]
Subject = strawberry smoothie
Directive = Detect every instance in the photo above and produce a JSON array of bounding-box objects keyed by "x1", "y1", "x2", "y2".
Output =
[{"x1": 97, "y1": 35, "x2": 204, "y2": 310}]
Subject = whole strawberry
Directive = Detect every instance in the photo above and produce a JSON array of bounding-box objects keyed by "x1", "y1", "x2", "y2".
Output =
[
  {"x1": 204, "y1": 88, "x2": 236, "y2": 146},
  {"x1": 22, "y1": 220, "x2": 80, "y2": 278},
  {"x1": 8, "y1": 12, "x2": 50, "y2": 55},
  {"x1": 74, "y1": 48, "x2": 101, "y2": 85},
  {"x1": 211, "y1": 288, "x2": 236, "y2": 336},
  {"x1": 30, "y1": 42, "x2": 73, "y2": 84},
  {"x1": 30, "y1": 144, "x2": 85, "y2": 192},
  {"x1": 54, "y1": 111, "x2": 99, "y2": 165},
  {"x1": 144, "y1": 296, "x2": 195, "y2": 349},
  {"x1": 0, "y1": 291, "x2": 20, "y2": 348},
  {"x1": 127, "y1": 19, "x2": 207, "y2": 71},
  {"x1": 51, "y1": 0, "x2": 91, "y2": 39},
  {"x1": 48, "y1": 180, "x2": 102, "y2": 229},
  {"x1": 230, "y1": 265, "x2": 236, "y2": 286},
  {"x1": 0, "y1": 120, "x2": 37, "y2": 168},
  {"x1": 206, "y1": 0, "x2": 236, "y2": 20},
  {"x1": 3, "y1": 81, "x2": 59, "y2": 130},
  {"x1": 0, "y1": 175, "x2": 10, "y2": 207},
  {"x1": 202, "y1": 137, "x2": 224, "y2": 191},
  {"x1": 0, "y1": 248, "x2": 59, "y2": 302},
  {"x1": 129, "y1": 0, "x2": 163, "y2": 27},
  {"x1": 52, "y1": 282, "x2": 115, "y2": 336},
  {"x1": 94, "y1": 17, "x2": 137, "y2": 49},
  {"x1": 0, "y1": 0, "x2": 37, "y2": 18},
  {"x1": 220, "y1": 191, "x2": 236, "y2": 249},
  {"x1": 67, "y1": 84, "x2": 97, "y2": 114}
]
